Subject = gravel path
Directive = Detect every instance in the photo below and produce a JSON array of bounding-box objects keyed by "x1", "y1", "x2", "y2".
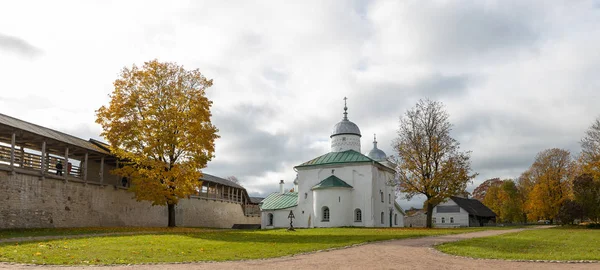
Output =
[{"x1": 1, "y1": 227, "x2": 598, "y2": 269}]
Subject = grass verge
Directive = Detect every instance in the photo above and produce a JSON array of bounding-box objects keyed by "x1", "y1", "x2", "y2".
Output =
[
  {"x1": 0, "y1": 227, "x2": 487, "y2": 265},
  {"x1": 0, "y1": 227, "x2": 220, "y2": 239},
  {"x1": 436, "y1": 226, "x2": 600, "y2": 261}
]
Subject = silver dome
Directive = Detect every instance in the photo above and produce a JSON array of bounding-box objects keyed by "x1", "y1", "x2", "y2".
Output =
[
  {"x1": 331, "y1": 97, "x2": 361, "y2": 138},
  {"x1": 367, "y1": 134, "x2": 387, "y2": 161},
  {"x1": 331, "y1": 119, "x2": 361, "y2": 138},
  {"x1": 367, "y1": 147, "x2": 387, "y2": 161}
]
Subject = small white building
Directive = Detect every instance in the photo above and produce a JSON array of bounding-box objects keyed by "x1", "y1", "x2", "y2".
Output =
[
  {"x1": 432, "y1": 196, "x2": 496, "y2": 227},
  {"x1": 260, "y1": 99, "x2": 405, "y2": 228}
]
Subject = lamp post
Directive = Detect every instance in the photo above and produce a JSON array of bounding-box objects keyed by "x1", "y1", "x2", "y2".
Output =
[{"x1": 287, "y1": 210, "x2": 295, "y2": 231}]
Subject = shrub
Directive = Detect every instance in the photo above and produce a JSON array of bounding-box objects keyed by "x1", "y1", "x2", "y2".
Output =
[{"x1": 586, "y1": 223, "x2": 600, "y2": 229}]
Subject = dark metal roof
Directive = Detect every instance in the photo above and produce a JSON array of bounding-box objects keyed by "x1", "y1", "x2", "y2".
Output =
[
  {"x1": 249, "y1": 197, "x2": 264, "y2": 204},
  {"x1": 450, "y1": 196, "x2": 497, "y2": 217},
  {"x1": 200, "y1": 173, "x2": 244, "y2": 189},
  {"x1": 0, "y1": 113, "x2": 110, "y2": 155}
]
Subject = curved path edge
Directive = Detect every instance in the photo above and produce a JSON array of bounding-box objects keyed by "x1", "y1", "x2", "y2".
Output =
[{"x1": 1, "y1": 226, "x2": 599, "y2": 269}]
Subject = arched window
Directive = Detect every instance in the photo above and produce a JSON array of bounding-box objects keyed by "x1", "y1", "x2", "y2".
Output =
[
  {"x1": 267, "y1": 213, "x2": 274, "y2": 226},
  {"x1": 388, "y1": 194, "x2": 391, "y2": 204},
  {"x1": 380, "y1": 191, "x2": 384, "y2": 202},
  {"x1": 381, "y1": 212, "x2": 384, "y2": 224},
  {"x1": 322, "y1": 207, "x2": 330, "y2": 222},
  {"x1": 354, "y1": 209, "x2": 362, "y2": 222},
  {"x1": 442, "y1": 217, "x2": 445, "y2": 223},
  {"x1": 394, "y1": 214, "x2": 398, "y2": 225},
  {"x1": 450, "y1": 217, "x2": 454, "y2": 223}
]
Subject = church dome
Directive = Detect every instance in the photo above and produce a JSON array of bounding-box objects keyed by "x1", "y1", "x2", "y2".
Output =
[
  {"x1": 330, "y1": 98, "x2": 361, "y2": 138},
  {"x1": 367, "y1": 134, "x2": 387, "y2": 161},
  {"x1": 331, "y1": 120, "x2": 361, "y2": 138}
]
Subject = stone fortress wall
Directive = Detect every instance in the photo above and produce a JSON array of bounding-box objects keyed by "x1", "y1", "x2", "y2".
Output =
[{"x1": 0, "y1": 169, "x2": 259, "y2": 229}]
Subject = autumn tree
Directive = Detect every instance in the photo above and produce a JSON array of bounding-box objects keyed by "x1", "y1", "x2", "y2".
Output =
[
  {"x1": 557, "y1": 199, "x2": 583, "y2": 225},
  {"x1": 472, "y1": 178, "x2": 502, "y2": 201},
  {"x1": 572, "y1": 173, "x2": 600, "y2": 222},
  {"x1": 393, "y1": 99, "x2": 477, "y2": 228},
  {"x1": 483, "y1": 179, "x2": 524, "y2": 223},
  {"x1": 96, "y1": 59, "x2": 219, "y2": 227},
  {"x1": 580, "y1": 116, "x2": 600, "y2": 178},
  {"x1": 522, "y1": 148, "x2": 574, "y2": 223}
]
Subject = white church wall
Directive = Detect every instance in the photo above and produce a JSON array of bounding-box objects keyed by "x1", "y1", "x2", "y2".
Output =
[
  {"x1": 312, "y1": 188, "x2": 352, "y2": 227},
  {"x1": 432, "y1": 199, "x2": 469, "y2": 227},
  {"x1": 296, "y1": 164, "x2": 375, "y2": 228},
  {"x1": 331, "y1": 135, "x2": 361, "y2": 152},
  {"x1": 293, "y1": 162, "x2": 404, "y2": 228},
  {"x1": 261, "y1": 208, "x2": 296, "y2": 229},
  {"x1": 370, "y1": 167, "x2": 399, "y2": 227}
]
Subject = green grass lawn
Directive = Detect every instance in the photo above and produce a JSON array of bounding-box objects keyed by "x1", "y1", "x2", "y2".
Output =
[
  {"x1": 0, "y1": 227, "x2": 487, "y2": 265},
  {"x1": 436, "y1": 226, "x2": 600, "y2": 261},
  {"x1": 0, "y1": 227, "x2": 220, "y2": 239}
]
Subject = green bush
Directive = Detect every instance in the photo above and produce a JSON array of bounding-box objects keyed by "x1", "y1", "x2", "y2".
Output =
[{"x1": 586, "y1": 223, "x2": 600, "y2": 229}]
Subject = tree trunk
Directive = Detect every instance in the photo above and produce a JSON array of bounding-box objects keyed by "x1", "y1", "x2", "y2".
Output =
[
  {"x1": 168, "y1": 203, "x2": 176, "y2": 227},
  {"x1": 426, "y1": 202, "x2": 434, "y2": 228}
]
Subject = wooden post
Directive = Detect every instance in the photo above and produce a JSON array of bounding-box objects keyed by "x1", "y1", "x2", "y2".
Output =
[
  {"x1": 221, "y1": 185, "x2": 224, "y2": 200},
  {"x1": 19, "y1": 147, "x2": 24, "y2": 167},
  {"x1": 238, "y1": 189, "x2": 241, "y2": 203},
  {"x1": 228, "y1": 187, "x2": 231, "y2": 201},
  {"x1": 9, "y1": 132, "x2": 15, "y2": 169},
  {"x1": 64, "y1": 147, "x2": 69, "y2": 181},
  {"x1": 83, "y1": 152, "x2": 88, "y2": 182},
  {"x1": 40, "y1": 141, "x2": 46, "y2": 177},
  {"x1": 100, "y1": 156, "x2": 104, "y2": 184}
]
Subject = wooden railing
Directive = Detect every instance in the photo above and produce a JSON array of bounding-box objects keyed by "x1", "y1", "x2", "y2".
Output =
[{"x1": 0, "y1": 144, "x2": 82, "y2": 179}]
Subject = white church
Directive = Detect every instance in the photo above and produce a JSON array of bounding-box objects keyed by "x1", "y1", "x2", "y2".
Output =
[{"x1": 260, "y1": 99, "x2": 405, "y2": 228}]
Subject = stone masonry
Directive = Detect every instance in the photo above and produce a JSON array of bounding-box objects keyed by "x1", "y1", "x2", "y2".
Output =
[{"x1": 0, "y1": 170, "x2": 259, "y2": 228}]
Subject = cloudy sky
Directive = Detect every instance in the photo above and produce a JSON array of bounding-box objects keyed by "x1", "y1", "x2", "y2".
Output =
[{"x1": 2, "y1": 0, "x2": 600, "y2": 209}]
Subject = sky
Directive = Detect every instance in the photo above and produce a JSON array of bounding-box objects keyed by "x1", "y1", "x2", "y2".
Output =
[{"x1": 1, "y1": 0, "x2": 600, "y2": 209}]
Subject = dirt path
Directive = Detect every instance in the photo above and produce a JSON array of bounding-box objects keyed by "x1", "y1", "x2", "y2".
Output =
[{"x1": 1, "y1": 227, "x2": 598, "y2": 269}]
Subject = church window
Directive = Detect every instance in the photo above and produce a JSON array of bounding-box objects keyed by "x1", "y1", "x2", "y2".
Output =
[
  {"x1": 355, "y1": 209, "x2": 362, "y2": 222},
  {"x1": 388, "y1": 194, "x2": 391, "y2": 204},
  {"x1": 394, "y1": 214, "x2": 398, "y2": 225},
  {"x1": 322, "y1": 207, "x2": 330, "y2": 222},
  {"x1": 380, "y1": 191, "x2": 383, "y2": 202},
  {"x1": 267, "y1": 213, "x2": 273, "y2": 226},
  {"x1": 304, "y1": 193, "x2": 308, "y2": 199},
  {"x1": 442, "y1": 217, "x2": 445, "y2": 223},
  {"x1": 450, "y1": 217, "x2": 454, "y2": 223},
  {"x1": 381, "y1": 212, "x2": 384, "y2": 224},
  {"x1": 433, "y1": 217, "x2": 437, "y2": 223}
]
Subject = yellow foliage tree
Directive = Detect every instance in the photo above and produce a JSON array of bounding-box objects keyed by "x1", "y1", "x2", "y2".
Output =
[
  {"x1": 96, "y1": 59, "x2": 219, "y2": 227},
  {"x1": 483, "y1": 179, "x2": 524, "y2": 223},
  {"x1": 521, "y1": 148, "x2": 574, "y2": 223},
  {"x1": 393, "y1": 99, "x2": 477, "y2": 228}
]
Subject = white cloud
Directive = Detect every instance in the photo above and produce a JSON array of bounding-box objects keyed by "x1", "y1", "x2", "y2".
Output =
[{"x1": 2, "y1": 0, "x2": 600, "y2": 209}]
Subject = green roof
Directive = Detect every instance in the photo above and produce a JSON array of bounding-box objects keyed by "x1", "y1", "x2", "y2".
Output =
[
  {"x1": 295, "y1": 150, "x2": 375, "y2": 168},
  {"x1": 260, "y1": 192, "x2": 298, "y2": 210},
  {"x1": 311, "y1": 175, "x2": 353, "y2": 190}
]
